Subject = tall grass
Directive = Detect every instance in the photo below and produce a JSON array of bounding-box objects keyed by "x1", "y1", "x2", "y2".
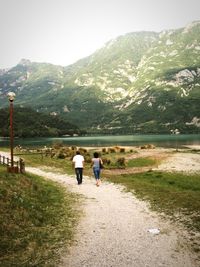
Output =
[{"x1": 0, "y1": 166, "x2": 81, "y2": 266}]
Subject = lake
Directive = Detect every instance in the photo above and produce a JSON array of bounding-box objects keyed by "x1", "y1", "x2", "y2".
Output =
[{"x1": 0, "y1": 134, "x2": 200, "y2": 148}]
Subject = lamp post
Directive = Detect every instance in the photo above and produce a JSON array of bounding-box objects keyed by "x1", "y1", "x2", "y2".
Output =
[{"x1": 7, "y1": 92, "x2": 16, "y2": 172}]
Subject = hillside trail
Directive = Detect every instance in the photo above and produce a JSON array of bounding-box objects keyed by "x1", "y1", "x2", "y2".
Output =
[{"x1": 26, "y1": 166, "x2": 198, "y2": 267}]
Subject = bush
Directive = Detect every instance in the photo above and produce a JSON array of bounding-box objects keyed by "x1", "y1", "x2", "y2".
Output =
[
  {"x1": 102, "y1": 148, "x2": 107, "y2": 153},
  {"x1": 116, "y1": 157, "x2": 126, "y2": 167},
  {"x1": 102, "y1": 157, "x2": 111, "y2": 165},
  {"x1": 79, "y1": 148, "x2": 87, "y2": 154},
  {"x1": 108, "y1": 148, "x2": 116, "y2": 153},
  {"x1": 71, "y1": 145, "x2": 77, "y2": 151},
  {"x1": 57, "y1": 151, "x2": 66, "y2": 159}
]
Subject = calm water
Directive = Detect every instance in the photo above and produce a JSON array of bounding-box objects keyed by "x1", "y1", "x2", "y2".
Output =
[{"x1": 0, "y1": 134, "x2": 200, "y2": 148}]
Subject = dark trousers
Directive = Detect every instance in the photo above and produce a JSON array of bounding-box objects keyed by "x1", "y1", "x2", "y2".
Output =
[{"x1": 75, "y1": 168, "x2": 83, "y2": 184}]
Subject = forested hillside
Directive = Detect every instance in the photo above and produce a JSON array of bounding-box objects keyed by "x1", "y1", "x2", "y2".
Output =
[{"x1": 0, "y1": 107, "x2": 80, "y2": 137}]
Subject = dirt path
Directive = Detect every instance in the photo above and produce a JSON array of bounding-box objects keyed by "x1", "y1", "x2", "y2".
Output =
[{"x1": 26, "y1": 166, "x2": 197, "y2": 267}]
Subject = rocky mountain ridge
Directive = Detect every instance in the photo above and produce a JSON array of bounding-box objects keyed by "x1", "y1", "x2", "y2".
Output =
[{"x1": 0, "y1": 21, "x2": 200, "y2": 134}]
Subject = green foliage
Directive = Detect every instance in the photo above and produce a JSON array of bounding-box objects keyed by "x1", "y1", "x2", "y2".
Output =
[{"x1": 0, "y1": 107, "x2": 80, "y2": 137}]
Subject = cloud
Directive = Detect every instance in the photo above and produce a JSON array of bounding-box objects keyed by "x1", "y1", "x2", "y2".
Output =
[{"x1": 0, "y1": 0, "x2": 200, "y2": 68}]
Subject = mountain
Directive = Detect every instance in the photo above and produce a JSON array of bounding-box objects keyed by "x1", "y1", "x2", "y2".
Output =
[{"x1": 0, "y1": 21, "x2": 200, "y2": 134}]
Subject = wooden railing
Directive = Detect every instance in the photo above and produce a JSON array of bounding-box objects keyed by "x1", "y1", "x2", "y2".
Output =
[{"x1": 0, "y1": 154, "x2": 25, "y2": 173}]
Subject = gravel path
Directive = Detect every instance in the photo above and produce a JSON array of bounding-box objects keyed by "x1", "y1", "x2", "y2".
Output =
[{"x1": 26, "y1": 167, "x2": 197, "y2": 267}]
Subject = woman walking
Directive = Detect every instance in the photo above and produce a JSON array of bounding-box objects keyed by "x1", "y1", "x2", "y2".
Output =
[{"x1": 91, "y1": 152, "x2": 103, "y2": 186}]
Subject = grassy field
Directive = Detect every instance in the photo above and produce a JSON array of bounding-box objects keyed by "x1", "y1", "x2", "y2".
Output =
[
  {"x1": 19, "y1": 146, "x2": 200, "y2": 232},
  {"x1": 0, "y1": 165, "x2": 81, "y2": 266},
  {"x1": 1, "y1": 145, "x2": 200, "y2": 261},
  {"x1": 106, "y1": 171, "x2": 200, "y2": 230}
]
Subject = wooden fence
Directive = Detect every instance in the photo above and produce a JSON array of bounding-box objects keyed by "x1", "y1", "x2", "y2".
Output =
[{"x1": 0, "y1": 154, "x2": 25, "y2": 173}]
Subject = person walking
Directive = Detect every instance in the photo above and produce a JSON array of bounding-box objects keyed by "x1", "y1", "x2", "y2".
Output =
[
  {"x1": 72, "y1": 151, "x2": 84, "y2": 184},
  {"x1": 91, "y1": 152, "x2": 103, "y2": 186}
]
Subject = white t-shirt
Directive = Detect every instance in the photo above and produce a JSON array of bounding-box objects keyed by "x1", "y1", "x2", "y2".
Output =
[{"x1": 72, "y1": 154, "x2": 84, "y2": 168}]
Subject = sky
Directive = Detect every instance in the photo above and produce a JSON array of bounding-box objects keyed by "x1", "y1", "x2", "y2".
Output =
[{"x1": 0, "y1": 0, "x2": 200, "y2": 69}]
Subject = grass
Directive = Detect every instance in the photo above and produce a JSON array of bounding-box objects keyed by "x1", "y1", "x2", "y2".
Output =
[
  {"x1": 0, "y1": 166, "x2": 81, "y2": 266},
  {"x1": 126, "y1": 157, "x2": 157, "y2": 167},
  {"x1": 21, "y1": 153, "x2": 75, "y2": 175},
  {"x1": 1, "y1": 146, "x2": 200, "y2": 257},
  {"x1": 20, "y1": 149, "x2": 200, "y2": 232},
  {"x1": 18, "y1": 148, "x2": 142, "y2": 173}
]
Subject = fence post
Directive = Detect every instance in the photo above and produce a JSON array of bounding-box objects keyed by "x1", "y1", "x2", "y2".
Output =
[{"x1": 0, "y1": 154, "x2": 25, "y2": 173}]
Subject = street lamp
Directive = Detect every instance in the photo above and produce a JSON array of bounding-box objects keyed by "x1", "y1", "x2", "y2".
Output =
[{"x1": 7, "y1": 92, "x2": 16, "y2": 172}]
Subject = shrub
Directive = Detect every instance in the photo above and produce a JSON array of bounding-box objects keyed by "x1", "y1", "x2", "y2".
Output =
[
  {"x1": 102, "y1": 148, "x2": 107, "y2": 153},
  {"x1": 71, "y1": 145, "x2": 77, "y2": 151},
  {"x1": 102, "y1": 157, "x2": 111, "y2": 165},
  {"x1": 79, "y1": 148, "x2": 87, "y2": 154},
  {"x1": 116, "y1": 157, "x2": 126, "y2": 167},
  {"x1": 108, "y1": 148, "x2": 116, "y2": 153},
  {"x1": 57, "y1": 151, "x2": 66, "y2": 159}
]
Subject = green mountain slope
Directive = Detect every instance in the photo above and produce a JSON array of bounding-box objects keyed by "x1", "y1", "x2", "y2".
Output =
[
  {"x1": 116, "y1": 21, "x2": 200, "y2": 134},
  {"x1": 0, "y1": 21, "x2": 200, "y2": 134}
]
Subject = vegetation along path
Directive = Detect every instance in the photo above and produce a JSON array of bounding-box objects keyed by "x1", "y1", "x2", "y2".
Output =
[{"x1": 26, "y1": 166, "x2": 197, "y2": 267}]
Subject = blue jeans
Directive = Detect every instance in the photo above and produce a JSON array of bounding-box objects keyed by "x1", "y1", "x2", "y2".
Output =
[{"x1": 93, "y1": 167, "x2": 100, "y2": 180}]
